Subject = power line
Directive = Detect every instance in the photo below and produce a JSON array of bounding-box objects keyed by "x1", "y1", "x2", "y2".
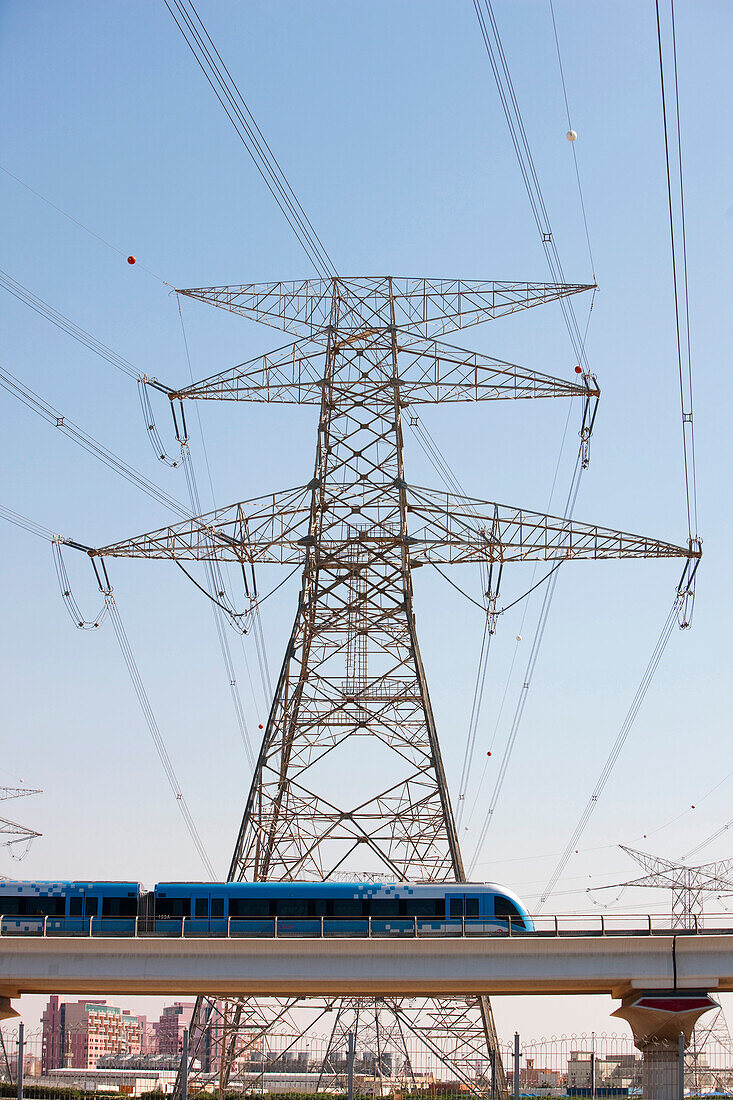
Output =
[
  {"x1": 163, "y1": 0, "x2": 337, "y2": 279},
  {"x1": 547, "y1": 0, "x2": 596, "y2": 280},
  {"x1": 0, "y1": 363, "x2": 190, "y2": 519},
  {"x1": 0, "y1": 268, "x2": 144, "y2": 382},
  {"x1": 536, "y1": 602, "x2": 680, "y2": 909},
  {"x1": 0, "y1": 503, "x2": 56, "y2": 542},
  {"x1": 654, "y1": 0, "x2": 699, "y2": 544},
  {"x1": 0, "y1": 500, "x2": 216, "y2": 877},
  {"x1": 0, "y1": 165, "x2": 172, "y2": 286},
  {"x1": 467, "y1": 461, "x2": 581, "y2": 876},
  {"x1": 105, "y1": 592, "x2": 217, "y2": 879},
  {"x1": 472, "y1": 0, "x2": 595, "y2": 371}
]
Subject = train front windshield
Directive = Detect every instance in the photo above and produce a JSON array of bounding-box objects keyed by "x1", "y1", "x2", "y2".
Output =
[{"x1": 495, "y1": 894, "x2": 533, "y2": 931}]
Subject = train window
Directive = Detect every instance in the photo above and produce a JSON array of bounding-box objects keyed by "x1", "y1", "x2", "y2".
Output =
[
  {"x1": 156, "y1": 897, "x2": 189, "y2": 919},
  {"x1": 276, "y1": 898, "x2": 308, "y2": 918},
  {"x1": 307, "y1": 898, "x2": 331, "y2": 917},
  {"x1": 102, "y1": 897, "x2": 137, "y2": 917},
  {"x1": 195, "y1": 898, "x2": 209, "y2": 919},
  {"x1": 211, "y1": 897, "x2": 225, "y2": 919},
  {"x1": 465, "y1": 897, "x2": 479, "y2": 918},
  {"x1": 449, "y1": 898, "x2": 463, "y2": 919},
  {"x1": 370, "y1": 899, "x2": 400, "y2": 918},
  {"x1": 332, "y1": 899, "x2": 365, "y2": 918},
  {"x1": 495, "y1": 896, "x2": 521, "y2": 920},
  {"x1": 0, "y1": 896, "x2": 65, "y2": 916},
  {"x1": 69, "y1": 898, "x2": 83, "y2": 917},
  {"x1": 85, "y1": 898, "x2": 98, "y2": 917},
  {"x1": 404, "y1": 899, "x2": 444, "y2": 918},
  {"x1": 229, "y1": 898, "x2": 271, "y2": 918},
  {"x1": 34, "y1": 898, "x2": 66, "y2": 916}
]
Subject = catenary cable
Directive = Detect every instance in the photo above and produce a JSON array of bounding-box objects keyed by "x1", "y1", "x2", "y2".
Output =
[{"x1": 163, "y1": 0, "x2": 336, "y2": 278}]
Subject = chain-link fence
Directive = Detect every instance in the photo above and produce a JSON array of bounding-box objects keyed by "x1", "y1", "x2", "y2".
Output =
[{"x1": 4, "y1": 1022, "x2": 733, "y2": 1099}]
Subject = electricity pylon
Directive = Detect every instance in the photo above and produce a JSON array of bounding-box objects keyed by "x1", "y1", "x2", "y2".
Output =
[
  {"x1": 88, "y1": 276, "x2": 698, "y2": 1097},
  {"x1": 614, "y1": 846, "x2": 733, "y2": 1093},
  {"x1": 618, "y1": 845, "x2": 733, "y2": 930},
  {"x1": 0, "y1": 787, "x2": 41, "y2": 860}
]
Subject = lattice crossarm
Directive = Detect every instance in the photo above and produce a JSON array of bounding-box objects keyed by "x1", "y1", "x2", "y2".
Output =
[
  {"x1": 91, "y1": 486, "x2": 312, "y2": 564},
  {"x1": 177, "y1": 276, "x2": 595, "y2": 339},
  {"x1": 170, "y1": 337, "x2": 326, "y2": 403},
  {"x1": 404, "y1": 486, "x2": 698, "y2": 564},
  {"x1": 393, "y1": 332, "x2": 598, "y2": 403}
]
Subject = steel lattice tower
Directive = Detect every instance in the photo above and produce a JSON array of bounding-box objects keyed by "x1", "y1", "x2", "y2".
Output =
[
  {"x1": 91, "y1": 276, "x2": 698, "y2": 1098},
  {"x1": 615, "y1": 847, "x2": 733, "y2": 1092}
]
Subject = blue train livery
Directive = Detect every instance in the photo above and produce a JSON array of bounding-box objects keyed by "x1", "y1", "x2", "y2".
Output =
[
  {"x1": 0, "y1": 880, "x2": 140, "y2": 934},
  {"x1": 154, "y1": 881, "x2": 533, "y2": 935},
  {"x1": 0, "y1": 879, "x2": 533, "y2": 936}
]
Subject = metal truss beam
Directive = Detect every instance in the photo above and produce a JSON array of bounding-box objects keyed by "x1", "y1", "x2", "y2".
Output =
[
  {"x1": 170, "y1": 330, "x2": 597, "y2": 405},
  {"x1": 405, "y1": 486, "x2": 697, "y2": 565},
  {"x1": 90, "y1": 482, "x2": 694, "y2": 567},
  {"x1": 177, "y1": 276, "x2": 594, "y2": 340}
]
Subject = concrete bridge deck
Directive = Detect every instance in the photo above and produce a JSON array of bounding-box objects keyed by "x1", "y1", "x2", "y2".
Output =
[{"x1": 2, "y1": 929, "x2": 733, "y2": 1001}]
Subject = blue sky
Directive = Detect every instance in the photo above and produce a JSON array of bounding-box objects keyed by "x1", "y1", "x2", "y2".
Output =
[{"x1": 2, "y1": 0, "x2": 732, "y2": 1037}]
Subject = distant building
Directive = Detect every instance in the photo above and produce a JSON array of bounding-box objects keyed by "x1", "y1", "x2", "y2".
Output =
[
  {"x1": 154, "y1": 1002, "x2": 195, "y2": 1056},
  {"x1": 521, "y1": 1057, "x2": 561, "y2": 1089},
  {"x1": 41, "y1": 996, "x2": 141, "y2": 1071},
  {"x1": 567, "y1": 1050, "x2": 640, "y2": 1092}
]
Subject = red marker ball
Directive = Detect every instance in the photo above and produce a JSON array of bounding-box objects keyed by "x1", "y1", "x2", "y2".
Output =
[
  {"x1": 258, "y1": 723, "x2": 264, "y2": 729},
  {"x1": 127, "y1": 255, "x2": 136, "y2": 265},
  {"x1": 574, "y1": 365, "x2": 583, "y2": 374},
  {"x1": 487, "y1": 751, "x2": 492, "y2": 757}
]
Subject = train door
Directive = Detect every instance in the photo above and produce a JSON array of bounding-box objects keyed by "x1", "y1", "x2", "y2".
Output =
[
  {"x1": 446, "y1": 894, "x2": 464, "y2": 925},
  {"x1": 465, "y1": 895, "x2": 480, "y2": 922},
  {"x1": 67, "y1": 888, "x2": 99, "y2": 932}
]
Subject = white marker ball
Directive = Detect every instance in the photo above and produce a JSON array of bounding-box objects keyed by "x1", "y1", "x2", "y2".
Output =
[{"x1": 566, "y1": 130, "x2": 578, "y2": 142}]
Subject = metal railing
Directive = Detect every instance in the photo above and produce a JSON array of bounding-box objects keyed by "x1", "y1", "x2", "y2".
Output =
[{"x1": 1, "y1": 912, "x2": 732, "y2": 939}]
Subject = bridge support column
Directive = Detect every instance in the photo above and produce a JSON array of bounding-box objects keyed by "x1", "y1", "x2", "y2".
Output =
[
  {"x1": 612, "y1": 991, "x2": 717, "y2": 1100},
  {"x1": 0, "y1": 997, "x2": 19, "y2": 1022}
]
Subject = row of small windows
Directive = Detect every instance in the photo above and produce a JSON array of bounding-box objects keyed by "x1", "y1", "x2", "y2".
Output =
[
  {"x1": 0, "y1": 896, "x2": 137, "y2": 917},
  {"x1": 157, "y1": 896, "x2": 449, "y2": 919},
  {"x1": 0, "y1": 893, "x2": 522, "y2": 921},
  {"x1": 153, "y1": 896, "x2": 510, "y2": 919}
]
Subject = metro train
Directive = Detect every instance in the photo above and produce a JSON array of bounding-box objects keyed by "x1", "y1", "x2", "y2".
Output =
[{"x1": 0, "y1": 879, "x2": 533, "y2": 936}]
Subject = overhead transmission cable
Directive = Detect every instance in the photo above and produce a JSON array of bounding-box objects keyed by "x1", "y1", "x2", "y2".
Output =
[
  {"x1": 0, "y1": 504, "x2": 215, "y2": 877},
  {"x1": 533, "y1": 0, "x2": 704, "y2": 907},
  {"x1": 0, "y1": 165, "x2": 171, "y2": 286},
  {"x1": 547, "y1": 0, "x2": 596, "y2": 280},
  {"x1": 462, "y1": 400, "x2": 575, "y2": 834},
  {"x1": 457, "y1": 0, "x2": 601, "y2": 851},
  {"x1": 472, "y1": 0, "x2": 596, "y2": 370},
  {"x1": 655, "y1": 0, "x2": 699, "y2": 546},
  {"x1": 2, "y1": 356, "x2": 259, "y2": 763},
  {"x1": 0, "y1": 285, "x2": 273, "y2": 748},
  {"x1": 467, "y1": 452, "x2": 583, "y2": 876},
  {"x1": 0, "y1": 269, "x2": 146, "y2": 383},
  {"x1": 162, "y1": 0, "x2": 337, "y2": 279},
  {"x1": 536, "y1": 602, "x2": 680, "y2": 909},
  {"x1": 175, "y1": 297, "x2": 261, "y2": 761},
  {"x1": 105, "y1": 593, "x2": 217, "y2": 879},
  {"x1": 0, "y1": 364, "x2": 190, "y2": 519}
]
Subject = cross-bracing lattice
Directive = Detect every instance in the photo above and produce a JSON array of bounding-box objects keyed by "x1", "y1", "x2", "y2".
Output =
[{"x1": 88, "y1": 276, "x2": 698, "y2": 1098}]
